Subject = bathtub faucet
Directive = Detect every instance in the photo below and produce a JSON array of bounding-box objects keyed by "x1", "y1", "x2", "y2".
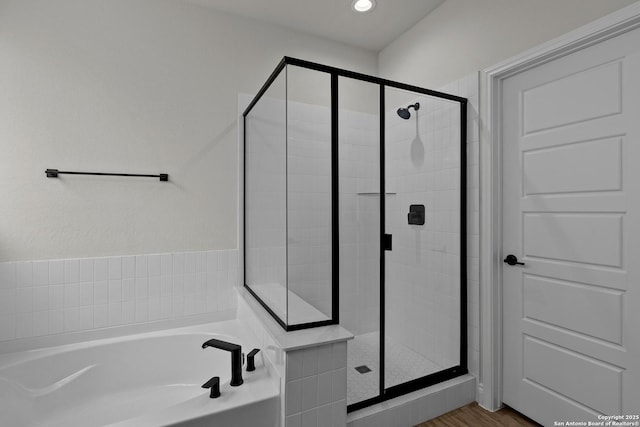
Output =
[{"x1": 201, "y1": 338, "x2": 244, "y2": 386}]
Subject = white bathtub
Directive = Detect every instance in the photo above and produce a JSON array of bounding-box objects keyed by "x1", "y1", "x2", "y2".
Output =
[{"x1": 0, "y1": 320, "x2": 279, "y2": 427}]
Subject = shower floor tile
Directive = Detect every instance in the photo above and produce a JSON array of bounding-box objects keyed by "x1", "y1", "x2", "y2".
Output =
[{"x1": 347, "y1": 332, "x2": 444, "y2": 406}]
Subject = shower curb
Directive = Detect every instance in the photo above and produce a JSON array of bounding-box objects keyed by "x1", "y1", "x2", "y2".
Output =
[{"x1": 346, "y1": 374, "x2": 475, "y2": 427}]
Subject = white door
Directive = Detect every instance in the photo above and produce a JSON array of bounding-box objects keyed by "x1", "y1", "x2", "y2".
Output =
[{"x1": 502, "y1": 27, "x2": 640, "y2": 425}]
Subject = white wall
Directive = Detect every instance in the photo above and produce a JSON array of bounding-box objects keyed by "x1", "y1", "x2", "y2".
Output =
[
  {"x1": 0, "y1": 0, "x2": 377, "y2": 262},
  {"x1": 378, "y1": 0, "x2": 637, "y2": 88}
]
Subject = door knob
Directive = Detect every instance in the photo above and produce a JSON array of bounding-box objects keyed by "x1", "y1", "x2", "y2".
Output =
[{"x1": 503, "y1": 254, "x2": 524, "y2": 266}]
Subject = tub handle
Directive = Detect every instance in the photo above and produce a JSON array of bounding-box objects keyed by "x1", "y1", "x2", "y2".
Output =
[
  {"x1": 247, "y1": 348, "x2": 260, "y2": 372},
  {"x1": 202, "y1": 376, "x2": 221, "y2": 398}
]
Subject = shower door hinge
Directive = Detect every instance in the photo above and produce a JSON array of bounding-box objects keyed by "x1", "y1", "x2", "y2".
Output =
[{"x1": 383, "y1": 234, "x2": 392, "y2": 251}]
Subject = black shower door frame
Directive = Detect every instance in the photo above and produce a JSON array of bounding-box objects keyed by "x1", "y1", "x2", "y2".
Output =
[{"x1": 242, "y1": 56, "x2": 468, "y2": 411}]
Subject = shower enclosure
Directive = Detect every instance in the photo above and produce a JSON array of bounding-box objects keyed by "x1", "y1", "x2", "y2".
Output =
[{"x1": 243, "y1": 57, "x2": 467, "y2": 410}]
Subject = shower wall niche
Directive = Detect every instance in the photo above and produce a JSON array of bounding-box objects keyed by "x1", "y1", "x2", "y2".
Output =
[{"x1": 243, "y1": 57, "x2": 467, "y2": 410}]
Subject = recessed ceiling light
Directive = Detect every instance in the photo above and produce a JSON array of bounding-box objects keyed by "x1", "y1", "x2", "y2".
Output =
[{"x1": 351, "y1": 0, "x2": 376, "y2": 13}]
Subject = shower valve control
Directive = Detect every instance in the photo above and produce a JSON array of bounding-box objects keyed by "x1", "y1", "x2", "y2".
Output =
[{"x1": 408, "y1": 204, "x2": 425, "y2": 225}]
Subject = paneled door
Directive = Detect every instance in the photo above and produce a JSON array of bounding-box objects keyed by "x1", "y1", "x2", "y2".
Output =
[{"x1": 502, "y1": 27, "x2": 640, "y2": 425}]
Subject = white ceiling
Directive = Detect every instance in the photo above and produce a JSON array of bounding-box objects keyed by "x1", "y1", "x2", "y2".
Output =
[{"x1": 183, "y1": 0, "x2": 445, "y2": 51}]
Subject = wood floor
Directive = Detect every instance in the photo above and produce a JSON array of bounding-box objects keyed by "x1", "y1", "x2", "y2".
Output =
[{"x1": 416, "y1": 402, "x2": 542, "y2": 427}]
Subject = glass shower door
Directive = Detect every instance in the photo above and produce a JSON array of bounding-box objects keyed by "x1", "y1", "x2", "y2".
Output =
[{"x1": 383, "y1": 86, "x2": 463, "y2": 390}]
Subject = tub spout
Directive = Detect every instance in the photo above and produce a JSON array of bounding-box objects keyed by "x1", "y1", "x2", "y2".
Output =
[{"x1": 202, "y1": 339, "x2": 244, "y2": 386}]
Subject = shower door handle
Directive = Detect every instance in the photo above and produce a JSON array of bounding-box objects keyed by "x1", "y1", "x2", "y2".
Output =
[{"x1": 383, "y1": 234, "x2": 392, "y2": 251}]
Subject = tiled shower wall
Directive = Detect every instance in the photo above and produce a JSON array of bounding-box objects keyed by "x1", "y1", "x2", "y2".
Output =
[
  {"x1": 0, "y1": 250, "x2": 239, "y2": 342},
  {"x1": 287, "y1": 102, "x2": 332, "y2": 319},
  {"x1": 246, "y1": 96, "x2": 378, "y2": 324},
  {"x1": 288, "y1": 102, "x2": 384, "y2": 330},
  {"x1": 338, "y1": 109, "x2": 380, "y2": 336},
  {"x1": 245, "y1": 95, "x2": 334, "y2": 323}
]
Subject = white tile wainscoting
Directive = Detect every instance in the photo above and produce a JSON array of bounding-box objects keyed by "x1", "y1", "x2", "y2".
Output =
[
  {"x1": 0, "y1": 249, "x2": 239, "y2": 342},
  {"x1": 284, "y1": 342, "x2": 348, "y2": 427}
]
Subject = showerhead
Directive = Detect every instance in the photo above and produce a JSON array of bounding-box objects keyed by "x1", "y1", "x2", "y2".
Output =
[
  {"x1": 397, "y1": 108, "x2": 411, "y2": 119},
  {"x1": 396, "y1": 102, "x2": 420, "y2": 120}
]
